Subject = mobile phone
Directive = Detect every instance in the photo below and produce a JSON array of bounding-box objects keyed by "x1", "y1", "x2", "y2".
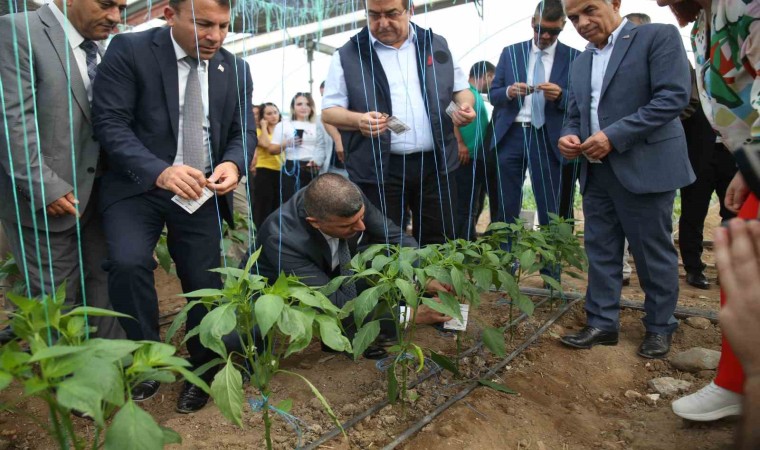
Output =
[
  {"x1": 295, "y1": 129, "x2": 305, "y2": 139},
  {"x1": 734, "y1": 144, "x2": 760, "y2": 197}
]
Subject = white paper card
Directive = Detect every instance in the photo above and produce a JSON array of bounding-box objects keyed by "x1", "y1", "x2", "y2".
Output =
[
  {"x1": 386, "y1": 115, "x2": 411, "y2": 135},
  {"x1": 583, "y1": 152, "x2": 602, "y2": 164},
  {"x1": 171, "y1": 187, "x2": 213, "y2": 214},
  {"x1": 443, "y1": 304, "x2": 469, "y2": 331},
  {"x1": 445, "y1": 101, "x2": 459, "y2": 118}
]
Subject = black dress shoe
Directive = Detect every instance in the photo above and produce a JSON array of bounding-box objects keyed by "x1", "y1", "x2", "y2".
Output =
[
  {"x1": 131, "y1": 380, "x2": 160, "y2": 402},
  {"x1": 685, "y1": 271, "x2": 710, "y2": 290},
  {"x1": 622, "y1": 277, "x2": 631, "y2": 287},
  {"x1": 560, "y1": 326, "x2": 618, "y2": 349},
  {"x1": 176, "y1": 382, "x2": 210, "y2": 414},
  {"x1": 0, "y1": 326, "x2": 16, "y2": 344},
  {"x1": 637, "y1": 332, "x2": 672, "y2": 359}
]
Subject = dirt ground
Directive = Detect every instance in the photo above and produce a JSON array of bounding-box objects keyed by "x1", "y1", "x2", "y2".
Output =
[{"x1": 0, "y1": 204, "x2": 734, "y2": 449}]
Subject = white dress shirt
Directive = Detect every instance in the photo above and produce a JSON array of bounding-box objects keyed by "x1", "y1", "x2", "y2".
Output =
[
  {"x1": 322, "y1": 25, "x2": 469, "y2": 155},
  {"x1": 171, "y1": 31, "x2": 211, "y2": 172},
  {"x1": 49, "y1": 1, "x2": 99, "y2": 102},
  {"x1": 588, "y1": 19, "x2": 628, "y2": 135},
  {"x1": 271, "y1": 119, "x2": 317, "y2": 161},
  {"x1": 515, "y1": 40, "x2": 557, "y2": 123},
  {"x1": 319, "y1": 231, "x2": 340, "y2": 270}
]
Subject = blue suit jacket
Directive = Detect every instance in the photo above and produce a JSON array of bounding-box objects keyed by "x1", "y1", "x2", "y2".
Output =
[
  {"x1": 561, "y1": 22, "x2": 695, "y2": 194},
  {"x1": 489, "y1": 39, "x2": 580, "y2": 159},
  {"x1": 92, "y1": 27, "x2": 254, "y2": 224}
]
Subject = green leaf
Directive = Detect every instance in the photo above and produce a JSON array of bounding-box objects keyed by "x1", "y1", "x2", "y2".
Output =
[
  {"x1": 478, "y1": 379, "x2": 517, "y2": 395},
  {"x1": 174, "y1": 367, "x2": 210, "y2": 394},
  {"x1": 351, "y1": 320, "x2": 380, "y2": 361},
  {"x1": 198, "y1": 303, "x2": 237, "y2": 358},
  {"x1": 353, "y1": 285, "x2": 383, "y2": 326},
  {"x1": 422, "y1": 291, "x2": 462, "y2": 321},
  {"x1": 209, "y1": 267, "x2": 248, "y2": 279},
  {"x1": 482, "y1": 327, "x2": 506, "y2": 357},
  {"x1": 274, "y1": 398, "x2": 293, "y2": 413},
  {"x1": 429, "y1": 350, "x2": 459, "y2": 376},
  {"x1": 164, "y1": 301, "x2": 202, "y2": 343},
  {"x1": 410, "y1": 343, "x2": 425, "y2": 373},
  {"x1": 160, "y1": 426, "x2": 182, "y2": 445},
  {"x1": 254, "y1": 294, "x2": 284, "y2": 336},
  {"x1": 371, "y1": 255, "x2": 392, "y2": 272},
  {"x1": 519, "y1": 249, "x2": 536, "y2": 273},
  {"x1": 57, "y1": 379, "x2": 105, "y2": 426},
  {"x1": 179, "y1": 288, "x2": 224, "y2": 298},
  {"x1": 105, "y1": 401, "x2": 165, "y2": 450},
  {"x1": 424, "y1": 266, "x2": 452, "y2": 286},
  {"x1": 315, "y1": 315, "x2": 351, "y2": 353},
  {"x1": 155, "y1": 237, "x2": 173, "y2": 274},
  {"x1": 472, "y1": 267, "x2": 493, "y2": 290},
  {"x1": 28, "y1": 345, "x2": 86, "y2": 362},
  {"x1": 210, "y1": 359, "x2": 244, "y2": 427},
  {"x1": 450, "y1": 268, "x2": 466, "y2": 296},
  {"x1": 394, "y1": 279, "x2": 418, "y2": 308},
  {"x1": 277, "y1": 307, "x2": 307, "y2": 341},
  {"x1": 277, "y1": 369, "x2": 343, "y2": 435},
  {"x1": 0, "y1": 371, "x2": 12, "y2": 391},
  {"x1": 540, "y1": 275, "x2": 562, "y2": 292},
  {"x1": 512, "y1": 293, "x2": 535, "y2": 316},
  {"x1": 319, "y1": 275, "x2": 347, "y2": 296},
  {"x1": 64, "y1": 306, "x2": 132, "y2": 319},
  {"x1": 72, "y1": 357, "x2": 124, "y2": 407}
]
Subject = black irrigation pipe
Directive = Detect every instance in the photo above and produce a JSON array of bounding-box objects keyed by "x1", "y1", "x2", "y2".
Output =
[
  {"x1": 381, "y1": 297, "x2": 582, "y2": 450},
  {"x1": 302, "y1": 296, "x2": 553, "y2": 450},
  {"x1": 518, "y1": 287, "x2": 719, "y2": 323}
]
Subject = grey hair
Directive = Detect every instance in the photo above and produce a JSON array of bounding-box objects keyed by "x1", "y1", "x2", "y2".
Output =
[
  {"x1": 303, "y1": 173, "x2": 365, "y2": 220},
  {"x1": 560, "y1": 0, "x2": 612, "y2": 13},
  {"x1": 625, "y1": 13, "x2": 651, "y2": 25}
]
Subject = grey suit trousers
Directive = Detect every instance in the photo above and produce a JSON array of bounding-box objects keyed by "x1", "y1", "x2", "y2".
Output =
[
  {"x1": 2, "y1": 201, "x2": 125, "y2": 339},
  {"x1": 583, "y1": 162, "x2": 679, "y2": 334}
]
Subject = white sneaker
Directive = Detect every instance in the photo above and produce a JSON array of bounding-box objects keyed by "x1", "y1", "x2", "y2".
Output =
[{"x1": 671, "y1": 381, "x2": 742, "y2": 421}]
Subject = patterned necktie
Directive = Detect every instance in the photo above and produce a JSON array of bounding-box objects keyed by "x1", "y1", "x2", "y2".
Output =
[
  {"x1": 338, "y1": 239, "x2": 357, "y2": 299},
  {"x1": 80, "y1": 40, "x2": 98, "y2": 83},
  {"x1": 183, "y1": 56, "x2": 206, "y2": 172},
  {"x1": 532, "y1": 50, "x2": 546, "y2": 129}
]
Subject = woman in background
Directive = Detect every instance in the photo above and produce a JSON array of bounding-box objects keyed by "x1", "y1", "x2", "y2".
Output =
[
  {"x1": 269, "y1": 92, "x2": 320, "y2": 201},
  {"x1": 252, "y1": 102, "x2": 283, "y2": 229}
]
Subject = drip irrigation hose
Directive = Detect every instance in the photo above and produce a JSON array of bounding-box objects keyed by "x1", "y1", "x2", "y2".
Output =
[
  {"x1": 381, "y1": 297, "x2": 581, "y2": 450},
  {"x1": 303, "y1": 296, "x2": 553, "y2": 450},
  {"x1": 517, "y1": 287, "x2": 718, "y2": 323}
]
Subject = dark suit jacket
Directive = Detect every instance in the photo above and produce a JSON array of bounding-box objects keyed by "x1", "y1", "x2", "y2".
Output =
[
  {"x1": 0, "y1": 5, "x2": 102, "y2": 232},
  {"x1": 254, "y1": 189, "x2": 417, "y2": 308},
  {"x1": 489, "y1": 39, "x2": 580, "y2": 159},
  {"x1": 92, "y1": 27, "x2": 254, "y2": 224},
  {"x1": 561, "y1": 22, "x2": 695, "y2": 194}
]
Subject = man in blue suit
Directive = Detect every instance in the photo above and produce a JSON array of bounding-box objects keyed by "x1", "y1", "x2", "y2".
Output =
[
  {"x1": 489, "y1": 0, "x2": 580, "y2": 227},
  {"x1": 92, "y1": 0, "x2": 254, "y2": 412},
  {"x1": 558, "y1": 0, "x2": 694, "y2": 358}
]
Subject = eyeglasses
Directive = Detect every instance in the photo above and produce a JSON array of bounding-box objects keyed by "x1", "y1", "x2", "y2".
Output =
[
  {"x1": 533, "y1": 25, "x2": 563, "y2": 36},
  {"x1": 366, "y1": 9, "x2": 407, "y2": 22}
]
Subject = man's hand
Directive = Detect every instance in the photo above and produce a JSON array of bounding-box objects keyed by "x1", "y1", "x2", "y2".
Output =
[
  {"x1": 414, "y1": 303, "x2": 451, "y2": 325},
  {"x1": 425, "y1": 279, "x2": 453, "y2": 295},
  {"x1": 536, "y1": 82, "x2": 562, "y2": 101},
  {"x1": 457, "y1": 141, "x2": 470, "y2": 165},
  {"x1": 249, "y1": 152, "x2": 258, "y2": 176},
  {"x1": 715, "y1": 219, "x2": 760, "y2": 377},
  {"x1": 207, "y1": 161, "x2": 240, "y2": 195},
  {"x1": 451, "y1": 104, "x2": 476, "y2": 127},
  {"x1": 156, "y1": 165, "x2": 207, "y2": 200},
  {"x1": 358, "y1": 111, "x2": 388, "y2": 137},
  {"x1": 335, "y1": 142, "x2": 345, "y2": 163},
  {"x1": 46, "y1": 192, "x2": 79, "y2": 217},
  {"x1": 725, "y1": 172, "x2": 750, "y2": 213},
  {"x1": 558, "y1": 135, "x2": 583, "y2": 159},
  {"x1": 508, "y1": 82, "x2": 532, "y2": 99},
  {"x1": 580, "y1": 131, "x2": 612, "y2": 160}
]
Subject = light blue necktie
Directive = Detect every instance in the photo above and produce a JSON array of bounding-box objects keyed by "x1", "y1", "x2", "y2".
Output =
[{"x1": 532, "y1": 50, "x2": 546, "y2": 129}]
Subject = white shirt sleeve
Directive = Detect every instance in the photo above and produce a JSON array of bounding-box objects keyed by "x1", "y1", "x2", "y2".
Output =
[
  {"x1": 450, "y1": 47, "x2": 470, "y2": 92},
  {"x1": 321, "y1": 52, "x2": 350, "y2": 110},
  {"x1": 271, "y1": 121, "x2": 295, "y2": 145}
]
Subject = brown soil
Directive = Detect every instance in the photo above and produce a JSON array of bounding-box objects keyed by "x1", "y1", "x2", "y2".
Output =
[{"x1": 0, "y1": 205, "x2": 734, "y2": 450}]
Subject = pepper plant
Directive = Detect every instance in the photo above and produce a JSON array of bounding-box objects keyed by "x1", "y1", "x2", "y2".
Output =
[
  {"x1": 0, "y1": 284, "x2": 205, "y2": 450},
  {"x1": 167, "y1": 249, "x2": 350, "y2": 450}
]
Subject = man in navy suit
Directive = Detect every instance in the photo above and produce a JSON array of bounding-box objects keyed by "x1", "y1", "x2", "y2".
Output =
[
  {"x1": 92, "y1": 0, "x2": 253, "y2": 412},
  {"x1": 558, "y1": 0, "x2": 694, "y2": 358},
  {"x1": 489, "y1": 0, "x2": 580, "y2": 228}
]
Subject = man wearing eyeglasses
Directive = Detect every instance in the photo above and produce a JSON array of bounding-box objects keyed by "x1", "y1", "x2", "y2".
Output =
[
  {"x1": 322, "y1": 0, "x2": 476, "y2": 246},
  {"x1": 489, "y1": 0, "x2": 581, "y2": 234}
]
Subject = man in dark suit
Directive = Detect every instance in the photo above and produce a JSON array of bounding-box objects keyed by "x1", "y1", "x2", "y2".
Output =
[
  {"x1": 0, "y1": 0, "x2": 126, "y2": 341},
  {"x1": 489, "y1": 0, "x2": 580, "y2": 227},
  {"x1": 92, "y1": 0, "x2": 253, "y2": 412},
  {"x1": 255, "y1": 174, "x2": 451, "y2": 331},
  {"x1": 558, "y1": 0, "x2": 694, "y2": 358}
]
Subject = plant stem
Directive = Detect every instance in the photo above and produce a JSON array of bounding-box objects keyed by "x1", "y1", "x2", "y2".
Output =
[
  {"x1": 262, "y1": 393, "x2": 273, "y2": 450},
  {"x1": 455, "y1": 332, "x2": 461, "y2": 375},
  {"x1": 46, "y1": 397, "x2": 68, "y2": 450}
]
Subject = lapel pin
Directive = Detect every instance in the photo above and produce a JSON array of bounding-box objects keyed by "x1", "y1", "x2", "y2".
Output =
[
  {"x1": 622, "y1": 35, "x2": 630, "y2": 39},
  {"x1": 218, "y1": 64, "x2": 224, "y2": 72}
]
